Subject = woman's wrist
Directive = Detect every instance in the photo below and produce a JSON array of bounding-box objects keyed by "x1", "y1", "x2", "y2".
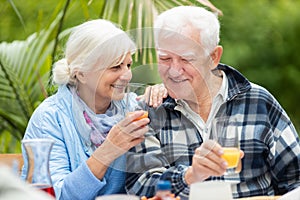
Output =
[{"x1": 86, "y1": 154, "x2": 109, "y2": 180}]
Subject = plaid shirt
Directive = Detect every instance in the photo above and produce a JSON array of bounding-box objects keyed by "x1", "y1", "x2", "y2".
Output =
[{"x1": 126, "y1": 64, "x2": 300, "y2": 199}]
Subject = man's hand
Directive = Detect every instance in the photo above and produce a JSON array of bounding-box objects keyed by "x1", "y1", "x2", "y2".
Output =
[{"x1": 184, "y1": 140, "x2": 227, "y2": 184}]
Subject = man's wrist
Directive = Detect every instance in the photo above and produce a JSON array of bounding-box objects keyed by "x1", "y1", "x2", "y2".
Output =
[
  {"x1": 182, "y1": 167, "x2": 189, "y2": 186},
  {"x1": 184, "y1": 166, "x2": 207, "y2": 185},
  {"x1": 184, "y1": 167, "x2": 194, "y2": 185}
]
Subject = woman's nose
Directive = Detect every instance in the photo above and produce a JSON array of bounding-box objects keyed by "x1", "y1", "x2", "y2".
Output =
[{"x1": 120, "y1": 68, "x2": 132, "y2": 81}]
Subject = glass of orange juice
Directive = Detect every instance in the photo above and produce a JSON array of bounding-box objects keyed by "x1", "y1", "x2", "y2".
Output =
[
  {"x1": 125, "y1": 83, "x2": 152, "y2": 122},
  {"x1": 211, "y1": 116, "x2": 241, "y2": 175}
]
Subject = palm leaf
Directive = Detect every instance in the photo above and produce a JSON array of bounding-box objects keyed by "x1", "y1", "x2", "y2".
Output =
[
  {"x1": 99, "y1": 0, "x2": 199, "y2": 83},
  {"x1": 0, "y1": 0, "x2": 222, "y2": 152},
  {"x1": 0, "y1": 10, "x2": 68, "y2": 140},
  {"x1": 7, "y1": 0, "x2": 26, "y2": 31}
]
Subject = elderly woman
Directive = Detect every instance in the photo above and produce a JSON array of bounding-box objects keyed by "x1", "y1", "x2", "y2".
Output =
[{"x1": 21, "y1": 19, "x2": 165, "y2": 200}]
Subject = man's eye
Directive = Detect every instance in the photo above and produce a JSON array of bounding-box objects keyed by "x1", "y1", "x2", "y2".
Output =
[
  {"x1": 159, "y1": 57, "x2": 171, "y2": 61},
  {"x1": 182, "y1": 59, "x2": 190, "y2": 63},
  {"x1": 182, "y1": 58, "x2": 194, "y2": 63}
]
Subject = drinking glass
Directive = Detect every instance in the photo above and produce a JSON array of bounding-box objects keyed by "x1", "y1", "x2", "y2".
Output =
[
  {"x1": 211, "y1": 116, "x2": 241, "y2": 175},
  {"x1": 125, "y1": 83, "x2": 152, "y2": 121},
  {"x1": 22, "y1": 138, "x2": 56, "y2": 197}
]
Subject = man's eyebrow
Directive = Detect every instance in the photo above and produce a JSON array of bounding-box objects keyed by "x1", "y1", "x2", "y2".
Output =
[
  {"x1": 157, "y1": 50, "x2": 197, "y2": 58},
  {"x1": 157, "y1": 50, "x2": 169, "y2": 56},
  {"x1": 181, "y1": 52, "x2": 197, "y2": 58}
]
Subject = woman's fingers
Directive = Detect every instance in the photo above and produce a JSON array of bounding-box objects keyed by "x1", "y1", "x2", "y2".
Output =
[
  {"x1": 142, "y1": 84, "x2": 167, "y2": 108},
  {"x1": 121, "y1": 110, "x2": 150, "y2": 127},
  {"x1": 112, "y1": 111, "x2": 150, "y2": 139},
  {"x1": 95, "y1": 114, "x2": 149, "y2": 165},
  {"x1": 135, "y1": 84, "x2": 167, "y2": 107},
  {"x1": 116, "y1": 120, "x2": 149, "y2": 138},
  {"x1": 135, "y1": 86, "x2": 151, "y2": 102}
]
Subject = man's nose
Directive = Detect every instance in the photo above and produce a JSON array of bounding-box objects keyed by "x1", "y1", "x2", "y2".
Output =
[{"x1": 169, "y1": 60, "x2": 183, "y2": 76}]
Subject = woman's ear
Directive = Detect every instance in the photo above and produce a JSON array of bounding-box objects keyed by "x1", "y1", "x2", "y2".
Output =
[
  {"x1": 75, "y1": 71, "x2": 87, "y2": 84},
  {"x1": 211, "y1": 45, "x2": 223, "y2": 66}
]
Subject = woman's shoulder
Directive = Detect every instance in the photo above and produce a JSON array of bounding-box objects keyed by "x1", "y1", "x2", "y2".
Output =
[
  {"x1": 29, "y1": 86, "x2": 73, "y2": 123},
  {"x1": 25, "y1": 87, "x2": 76, "y2": 139}
]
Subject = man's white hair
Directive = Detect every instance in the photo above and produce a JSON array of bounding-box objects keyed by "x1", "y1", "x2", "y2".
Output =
[{"x1": 154, "y1": 6, "x2": 220, "y2": 54}]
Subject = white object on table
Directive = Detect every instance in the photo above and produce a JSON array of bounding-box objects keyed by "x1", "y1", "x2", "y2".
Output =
[
  {"x1": 278, "y1": 186, "x2": 300, "y2": 200},
  {"x1": 96, "y1": 194, "x2": 139, "y2": 200},
  {"x1": 0, "y1": 165, "x2": 54, "y2": 200},
  {"x1": 189, "y1": 181, "x2": 233, "y2": 200}
]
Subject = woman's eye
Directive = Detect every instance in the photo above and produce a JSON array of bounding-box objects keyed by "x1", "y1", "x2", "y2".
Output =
[{"x1": 111, "y1": 65, "x2": 121, "y2": 69}]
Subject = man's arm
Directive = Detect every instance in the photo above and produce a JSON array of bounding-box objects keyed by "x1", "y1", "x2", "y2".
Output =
[
  {"x1": 271, "y1": 120, "x2": 300, "y2": 194},
  {"x1": 125, "y1": 133, "x2": 190, "y2": 199}
]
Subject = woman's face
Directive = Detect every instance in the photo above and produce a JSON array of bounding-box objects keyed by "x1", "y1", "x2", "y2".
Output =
[{"x1": 79, "y1": 52, "x2": 132, "y2": 113}]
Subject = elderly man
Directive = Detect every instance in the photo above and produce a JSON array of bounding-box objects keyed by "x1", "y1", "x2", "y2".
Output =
[{"x1": 126, "y1": 6, "x2": 300, "y2": 199}]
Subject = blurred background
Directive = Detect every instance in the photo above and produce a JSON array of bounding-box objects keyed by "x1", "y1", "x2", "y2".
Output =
[{"x1": 1, "y1": 0, "x2": 299, "y2": 152}]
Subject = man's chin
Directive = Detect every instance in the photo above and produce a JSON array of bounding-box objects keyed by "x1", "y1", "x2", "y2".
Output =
[
  {"x1": 168, "y1": 91, "x2": 196, "y2": 102},
  {"x1": 168, "y1": 92, "x2": 185, "y2": 100}
]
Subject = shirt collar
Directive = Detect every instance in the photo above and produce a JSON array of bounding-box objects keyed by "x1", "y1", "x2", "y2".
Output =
[
  {"x1": 218, "y1": 70, "x2": 228, "y2": 102},
  {"x1": 175, "y1": 70, "x2": 228, "y2": 109}
]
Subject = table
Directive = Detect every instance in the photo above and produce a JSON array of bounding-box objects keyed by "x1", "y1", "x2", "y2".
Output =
[{"x1": 238, "y1": 196, "x2": 281, "y2": 200}]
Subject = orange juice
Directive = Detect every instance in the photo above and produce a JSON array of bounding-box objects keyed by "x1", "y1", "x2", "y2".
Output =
[
  {"x1": 221, "y1": 147, "x2": 240, "y2": 168},
  {"x1": 127, "y1": 111, "x2": 148, "y2": 121}
]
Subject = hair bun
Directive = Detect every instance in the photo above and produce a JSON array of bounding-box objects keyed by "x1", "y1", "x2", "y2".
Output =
[{"x1": 52, "y1": 58, "x2": 71, "y2": 85}]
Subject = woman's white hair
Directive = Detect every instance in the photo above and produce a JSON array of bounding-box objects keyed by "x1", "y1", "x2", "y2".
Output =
[
  {"x1": 52, "y1": 19, "x2": 136, "y2": 86},
  {"x1": 154, "y1": 6, "x2": 220, "y2": 54}
]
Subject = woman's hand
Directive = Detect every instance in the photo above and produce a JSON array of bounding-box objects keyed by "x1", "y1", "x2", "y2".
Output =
[
  {"x1": 91, "y1": 110, "x2": 149, "y2": 167},
  {"x1": 148, "y1": 84, "x2": 168, "y2": 107},
  {"x1": 136, "y1": 84, "x2": 168, "y2": 108}
]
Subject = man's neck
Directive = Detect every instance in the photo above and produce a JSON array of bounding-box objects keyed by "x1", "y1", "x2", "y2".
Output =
[{"x1": 186, "y1": 75, "x2": 223, "y2": 122}]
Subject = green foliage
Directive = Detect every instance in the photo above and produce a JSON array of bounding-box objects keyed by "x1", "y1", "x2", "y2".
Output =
[
  {"x1": 0, "y1": 130, "x2": 21, "y2": 153},
  {"x1": 0, "y1": 6, "x2": 69, "y2": 152},
  {"x1": 0, "y1": 0, "x2": 300, "y2": 153},
  {"x1": 213, "y1": 0, "x2": 300, "y2": 131},
  {"x1": 0, "y1": 0, "x2": 202, "y2": 153}
]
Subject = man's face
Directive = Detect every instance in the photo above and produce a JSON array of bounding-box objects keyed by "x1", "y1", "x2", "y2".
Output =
[{"x1": 157, "y1": 31, "x2": 212, "y2": 102}]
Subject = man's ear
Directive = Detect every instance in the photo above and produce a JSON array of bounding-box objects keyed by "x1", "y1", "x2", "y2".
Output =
[
  {"x1": 75, "y1": 71, "x2": 87, "y2": 84},
  {"x1": 211, "y1": 45, "x2": 223, "y2": 66}
]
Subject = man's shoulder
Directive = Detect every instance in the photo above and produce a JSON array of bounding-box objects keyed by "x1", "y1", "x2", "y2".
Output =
[{"x1": 247, "y1": 82, "x2": 277, "y2": 102}]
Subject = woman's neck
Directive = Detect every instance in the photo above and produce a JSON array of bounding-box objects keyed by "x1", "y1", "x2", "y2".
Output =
[{"x1": 77, "y1": 86, "x2": 110, "y2": 114}]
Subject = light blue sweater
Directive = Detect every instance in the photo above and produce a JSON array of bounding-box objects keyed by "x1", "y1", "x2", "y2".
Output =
[{"x1": 21, "y1": 85, "x2": 128, "y2": 200}]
